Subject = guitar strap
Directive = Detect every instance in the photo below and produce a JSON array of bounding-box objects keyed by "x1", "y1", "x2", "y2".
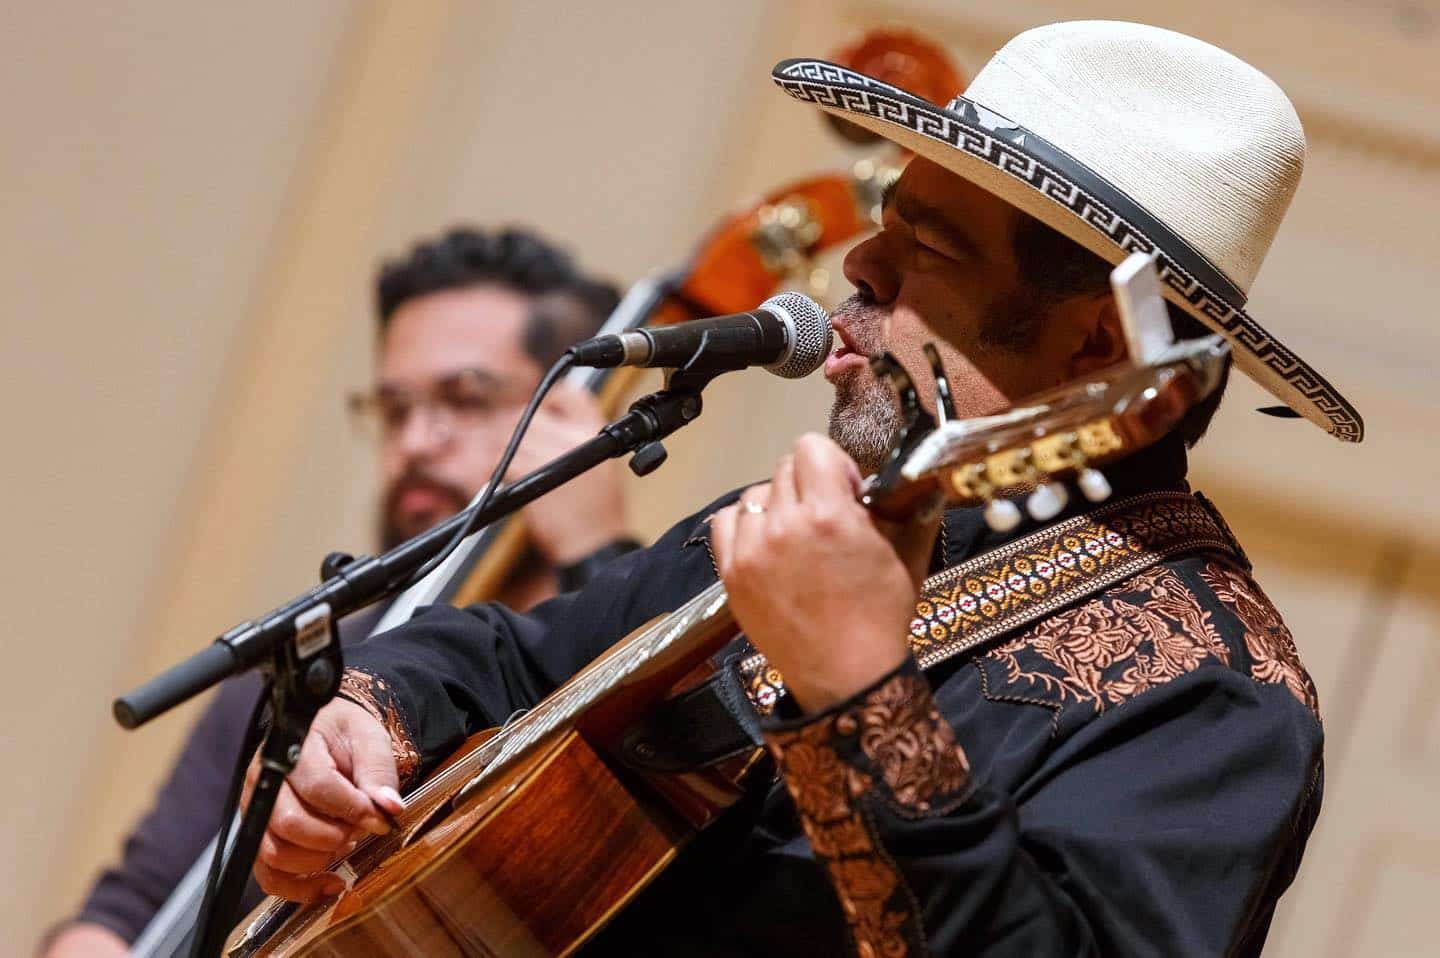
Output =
[{"x1": 621, "y1": 490, "x2": 1247, "y2": 772}]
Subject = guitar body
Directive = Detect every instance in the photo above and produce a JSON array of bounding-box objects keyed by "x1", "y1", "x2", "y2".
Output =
[
  {"x1": 226, "y1": 599, "x2": 757, "y2": 957},
  {"x1": 228, "y1": 734, "x2": 684, "y2": 956}
]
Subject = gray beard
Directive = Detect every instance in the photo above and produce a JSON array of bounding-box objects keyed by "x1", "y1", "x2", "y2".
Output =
[{"x1": 827, "y1": 368, "x2": 901, "y2": 476}]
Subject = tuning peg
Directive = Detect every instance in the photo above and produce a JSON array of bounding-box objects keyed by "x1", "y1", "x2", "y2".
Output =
[
  {"x1": 1078, "y1": 468, "x2": 1112, "y2": 503},
  {"x1": 984, "y1": 498, "x2": 1022, "y2": 532},
  {"x1": 1026, "y1": 482, "x2": 1068, "y2": 521}
]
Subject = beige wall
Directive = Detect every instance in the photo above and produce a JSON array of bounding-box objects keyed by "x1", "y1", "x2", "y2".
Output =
[{"x1": 3, "y1": 0, "x2": 1436, "y2": 951}]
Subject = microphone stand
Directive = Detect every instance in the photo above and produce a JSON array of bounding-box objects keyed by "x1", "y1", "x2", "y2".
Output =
[{"x1": 116, "y1": 360, "x2": 727, "y2": 958}]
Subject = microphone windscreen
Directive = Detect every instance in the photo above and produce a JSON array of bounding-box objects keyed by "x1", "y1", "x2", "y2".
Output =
[{"x1": 761, "y1": 292, "x2": 833, "y2": 379}]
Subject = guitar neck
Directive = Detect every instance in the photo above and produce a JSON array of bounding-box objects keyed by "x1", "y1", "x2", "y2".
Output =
[{"x1": 446, "y1": 580, "x2": 734, "y2": 808}]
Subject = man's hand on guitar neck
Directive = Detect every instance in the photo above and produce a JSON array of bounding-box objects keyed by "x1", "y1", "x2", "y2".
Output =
[
  {"x1": 243, "y1": 699, "x2": 402, "y2": 903},
  {"x1": 710, "y1": 433, "x2": 940, "y2": 714}
]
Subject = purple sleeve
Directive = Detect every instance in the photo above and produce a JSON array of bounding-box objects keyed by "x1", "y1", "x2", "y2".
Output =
[
  {"x1": 74, "y1": 673, "x2": 263, "y2": 944},
  {"x1": 68, "y1": 606, "x2": 385, "y2": 944}
]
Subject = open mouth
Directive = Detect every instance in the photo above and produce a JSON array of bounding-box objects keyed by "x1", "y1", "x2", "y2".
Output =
[{"x1": 824, "y1": 325, "x2": 871, "y2": 378}]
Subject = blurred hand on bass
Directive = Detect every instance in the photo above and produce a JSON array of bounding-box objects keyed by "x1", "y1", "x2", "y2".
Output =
[
  {"x1": 509, "y1": 383, "x2": 628, "y2": 564},
  {"x1": 40, "y1": 923, "x2": 129, "y2": 958}
]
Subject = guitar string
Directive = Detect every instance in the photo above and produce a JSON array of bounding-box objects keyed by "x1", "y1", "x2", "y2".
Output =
[
  {"x1": 394, "y1": 580, "x2": 729, "y2": 810},
  {"x1": 241, "y1": 583, "x2": 736, "y2": 939},
  {"x1": 310, "y1": 582, "x2": 731, "y2": 894}
]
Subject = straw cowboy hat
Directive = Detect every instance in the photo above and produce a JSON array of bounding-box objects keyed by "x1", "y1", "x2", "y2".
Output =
[{"x1": 774, "y1": 20, "x2": 1363, "y2": 442}]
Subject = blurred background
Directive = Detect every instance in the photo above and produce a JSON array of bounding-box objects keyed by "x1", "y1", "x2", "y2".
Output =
[{"x1": 2, "y1": 0, "x2": 1437, "y2": 953}]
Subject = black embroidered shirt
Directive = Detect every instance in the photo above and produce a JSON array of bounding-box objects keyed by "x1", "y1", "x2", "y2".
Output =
[{"x1": 340, "y1": 439, "x2": 1323, "y2": 957}]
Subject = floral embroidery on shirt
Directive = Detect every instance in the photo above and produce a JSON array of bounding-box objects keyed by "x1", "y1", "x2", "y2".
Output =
[
  {"x1": 778, "y1": 733, "x2": 861, "y2": 822},
  {"x1": 737, "y1": 493, "x2": 1239, "y2": 721},
  {"x1": 769, "y1": 716, "x2": 909, "y2": 958},
  {"x1": 1199, "y1": 562, "x2": 1320, "y2": 720},
  {"x1": 338, "y1": 668, "x2": 421, "y2": 787},
  {"x1": 840, "y1": 669, "x2": 971, "y2": 814},
  {"x1": 834, "y1": 858, "x2": 910, "y2": 958},
  {"x1": 982, "y1": 565, "x2": 1229, "y2": 717},
  {"x1": 766, "y1": 665, "x2": 970, "y2": 958}
]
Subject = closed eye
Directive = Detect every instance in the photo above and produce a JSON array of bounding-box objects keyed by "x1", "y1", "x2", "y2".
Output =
[{"x1": 914, "y1": 229, "x2": 966, "y2": 262}]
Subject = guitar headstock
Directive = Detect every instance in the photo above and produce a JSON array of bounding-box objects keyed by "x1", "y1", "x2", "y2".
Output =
[{"x1": 863, "y1": 335, "x2": 1229, "y2": 530}]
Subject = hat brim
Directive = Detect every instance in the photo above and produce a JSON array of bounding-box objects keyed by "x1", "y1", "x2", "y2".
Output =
[{"x1": 774, "y1": 59, "x2": 1363, "y2": 443}]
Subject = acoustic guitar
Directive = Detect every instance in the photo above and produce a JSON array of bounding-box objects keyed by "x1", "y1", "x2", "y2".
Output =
[{"x1": 223, "y1": 332, "x2": 1229, "y2": 956}]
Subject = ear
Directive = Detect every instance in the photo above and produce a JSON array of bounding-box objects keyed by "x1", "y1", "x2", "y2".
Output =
[{"x1": 1066, "y1": 294, "x2": 1127, "y2": 378}]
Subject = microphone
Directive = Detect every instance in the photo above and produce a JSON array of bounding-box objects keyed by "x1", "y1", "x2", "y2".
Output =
[{"x1": 568, "y1": 291, "x2": 832, "y2": 379}]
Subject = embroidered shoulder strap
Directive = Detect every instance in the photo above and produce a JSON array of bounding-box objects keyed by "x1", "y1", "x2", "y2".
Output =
[{"x1": 740, "y1": 491, "x2": 1241, "y2": 713}]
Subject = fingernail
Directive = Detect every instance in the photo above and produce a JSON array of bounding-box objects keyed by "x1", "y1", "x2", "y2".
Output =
[
  {"x1": 364, "y1": 816, "x2": 391, "y2": 836},
  {"x1": 375, "y1": 786, "x2": 405, "y2": 810},
  {"x1": 323, "y1": 877, "x2": 346, "y2": 896}
]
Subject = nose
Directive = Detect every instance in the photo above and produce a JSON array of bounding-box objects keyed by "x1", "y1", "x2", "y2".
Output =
[
  {"x1": 392, "y1": 405, "x2": 453, "y2": 462},
  {"x1": 843, "y1": 229, "x2": 902, "y2": 305}
]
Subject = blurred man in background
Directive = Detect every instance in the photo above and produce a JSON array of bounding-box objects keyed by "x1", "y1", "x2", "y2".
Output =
[{"x1": 42, "y1": 226, "x2": 637, "y2": 957}]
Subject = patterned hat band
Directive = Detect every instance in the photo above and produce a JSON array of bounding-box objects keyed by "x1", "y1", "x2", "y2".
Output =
[{"x1": 771, "y1": 22, "x2": 1363, "y2": 443}]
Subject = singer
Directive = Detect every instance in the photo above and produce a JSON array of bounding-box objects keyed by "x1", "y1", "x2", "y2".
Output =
[{"x1": 248, "y1": 22, "x2": 1357, "y2": 956}]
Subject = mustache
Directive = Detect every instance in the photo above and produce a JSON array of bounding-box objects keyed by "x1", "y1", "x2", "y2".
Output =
[
  {"x1": 832, "y1": 293, "x2": 888, "y2": 357},
  {"x1": 382, "y1": 468, "x2": 471, "y2": 517}
]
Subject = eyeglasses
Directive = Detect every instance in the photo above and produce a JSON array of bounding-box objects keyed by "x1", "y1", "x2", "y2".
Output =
[{"x1": 347, "y1": 368, "x2": 527, "y2": 442}]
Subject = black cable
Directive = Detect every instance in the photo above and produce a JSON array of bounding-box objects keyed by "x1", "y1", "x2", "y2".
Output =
[
  {"x1": 400, "y1": 351, "x2": 575, "y2": 589},
  {"x1": 189, "y1": 679, "x2": 273, "y2": 958},
  {"x1": 180, "y1": 352, "x2": 570, "y2": 952}
]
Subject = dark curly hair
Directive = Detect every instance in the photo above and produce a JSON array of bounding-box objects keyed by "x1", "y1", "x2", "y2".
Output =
[
  {"x1": 981, "y1": 213, "x2": 1232, "y2": 448},
  {"x1": 375, "y1": 227, "x2": 621, "y2": 368}
]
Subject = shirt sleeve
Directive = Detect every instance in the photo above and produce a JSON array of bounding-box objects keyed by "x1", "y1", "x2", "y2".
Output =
[
  {"x1": 555, "y1": 535, "x2": 645, "y2": 593},
  {"x1": 762, "y1": 656, "x2": 1323, "y2": 957},
  {"x1": 71, "y1": 675, "x2": 263, "y2": 944},
  {"x1": 64, "y1": 607, "x2": 385, "y2": 946},
  {"x1": 341, "y1": 499, "x2": 727, "y2": 782}
]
